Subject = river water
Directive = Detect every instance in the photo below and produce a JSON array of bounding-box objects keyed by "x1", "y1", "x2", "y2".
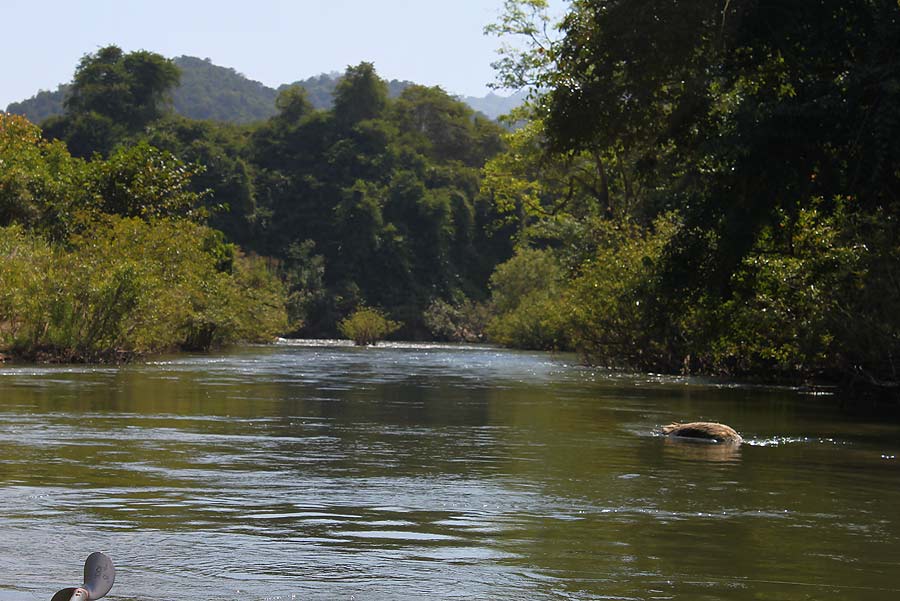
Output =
[{"x1": 1, "y1": 341, "x2": 898, "y2": 600}]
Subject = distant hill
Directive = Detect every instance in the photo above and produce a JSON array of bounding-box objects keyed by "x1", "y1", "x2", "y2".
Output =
[
  {"x1": 5, "y1": 55, "x2": 525, "y2": 124},
  {"x1": 281, "y1": 73, "x2": 340, "y2": 110},
  {"x1": 5, "y1": 57, "x2": 280, "y2": 125},
  {"x1": 5, "y1": 85, "x2": 69, "y2": 125},
  {"x1": 461, "y1": 90, "x2": 530, "y2": 120},
  {"x1": 170, "y1": 56, "x2": 278, "y2": 123}
]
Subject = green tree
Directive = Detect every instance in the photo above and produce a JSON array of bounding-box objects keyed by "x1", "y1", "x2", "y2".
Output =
[
  {"x1": 66, "y1": 46, "x2": 180, "y2": 130},
  {"x1": 0, "y1": 112, "x2": 287, "y2": 361},
  {"x1": 85, "y1": 141, "x2": 206, "y2": 220},
  {"x1": 482, "y1": 116, "x2": 619, "y2": 229},
  {"x1": 245, "y1": 61, "x2": 509, "y2": 337},
  {"x1": 333, "y1": 62, "x2": 388, "y2": 127},
  {"x1": 391, "y1": 85, "x2": 504, "y2": 167},
  {"x1": 45, "y1": 46, "x2": 180, "y2": 157},
  {"x1": 143, "y1": 116, "x2": 259, "y2": 245},
  {"x1": 495, "y1": 0, "x2": 900, "y2": 285},
  {"x1": 331, "y1": 180, "x2": 386, "y2": 290},
  {"x1": 486, "y1": 0, "x2": 900, "y2": 389},
  {"x1": 274, "y1": 85, "x2": 314, "y2": 123},
  {"x1": 281, "y1": 239, "x2": 328, "y2": 333},
  {"x1": 0, "y1": 113, "x2": 85, "y2": 234}
]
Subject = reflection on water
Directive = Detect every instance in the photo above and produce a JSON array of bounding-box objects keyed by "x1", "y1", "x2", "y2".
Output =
[
  {"x1": 661, "y1": 437, "x2": 743, "y2": 463},
  {"x1": 1, "y1": 342, "x2": 899, "y2": 600}
]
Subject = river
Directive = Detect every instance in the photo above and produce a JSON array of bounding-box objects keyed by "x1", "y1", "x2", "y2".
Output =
[{"x1": 1, "y1": 341, "x2": 899, "y2": 600}]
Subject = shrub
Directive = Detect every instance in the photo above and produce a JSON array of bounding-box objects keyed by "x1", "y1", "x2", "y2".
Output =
[
  {"x1": 486, "y1": 290, "x2": 571, "y2": 350},
  {"x1": 423, "y1": 298, "x2": 492, "y2": 342},
  {"x1": 567, "y1": 216, "x2": 678, "y2": 367},
  {"x1": 486, "y1": 247, "x2": 572, "y2": 350},
  {"x1": 338, "y1": 307, "x2": 401, "y2": 346},
  {"x1": 708, "y1": 202, "x2": 900, "y2": 381},
  {"x1": 0, "y1": 217, "x2": 287, "y2": 361},
  {"x1": 489, "y1": 247, "x2": 564, "y2": 314}
]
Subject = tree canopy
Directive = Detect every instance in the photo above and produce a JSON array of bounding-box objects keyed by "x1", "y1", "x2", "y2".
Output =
[
  {"x1": 25, "y1": 49, "x2": 511, "y2": 340},
  {"x1": 245, "y1": 64, "x2": 510, "y2": 336},
  {"x1": 484, "y1": 0, "x2": 900, "y2": 393},
  {"x1": 0, "y1": 113, "x2": 286, "y2": 361},
  {"x1": 40, "y1": 46, "x2": 180, "y2": 157}
]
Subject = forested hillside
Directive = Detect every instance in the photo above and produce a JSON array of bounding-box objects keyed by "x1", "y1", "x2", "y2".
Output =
[
  {"x1": 279, "y1": 73, "x2": 417, "y2": 111},
  {"x1": 170, "y1": 56, "x2": 279, "y2": 123},
  {"x1": 5, "y1": 56, "x2": 524, "y2": 124},
  {"x1": 5, "y1": 86, "x2": 69, "y2": 125}
]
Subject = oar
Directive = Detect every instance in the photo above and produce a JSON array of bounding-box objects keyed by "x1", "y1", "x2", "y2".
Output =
[{"x1": 51, "y1": 552, "x2": 115, "y2": 601}]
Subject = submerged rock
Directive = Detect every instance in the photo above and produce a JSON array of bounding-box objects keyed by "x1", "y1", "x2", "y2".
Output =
[{"x1": 661, "y1": 421, "x2": 743, "y2": 444}]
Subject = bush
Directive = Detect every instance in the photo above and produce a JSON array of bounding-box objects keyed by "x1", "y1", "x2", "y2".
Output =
[
  {"x1": 0, "y1": 113, "x2": 288, "y2": 362},
  {"x1": 0, "y1": 113, "x2": 87, "y2": 237},
  {"x1": 489, "y1": 247, "x2": 564, "y2": 314},
  {"x1": 338, "y1": 307, "x2": 401, "y2": 346},
  {"x1": 708, "y1": 202, "x2": 900, "y2": 381},
  {"x1": 0, "y1": 217, "x2": 287, "y2": 361},
  {"x1": 423, "y1": 298, "x2": 492, "y2": 342},
  {"x1": 486, "y1": 247, "x2": 572, "y2": 349},
  {"x1": 567, "y1": 215, "x2": 678, "y2": 367},
  {"x1": 486, "y1": 290, "x2": 571, "y2": 350}
]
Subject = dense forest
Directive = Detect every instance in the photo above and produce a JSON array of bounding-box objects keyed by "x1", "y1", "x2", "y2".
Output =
[
  {"x1": 1, "y1": 44, "x2": 512, "y2": 359},
  {"x1": 482, "y1": 0, "x2": 900, "y2": 396},
  {"x1": 2, "y1": 0, "x2": 899, "y2": 402}
]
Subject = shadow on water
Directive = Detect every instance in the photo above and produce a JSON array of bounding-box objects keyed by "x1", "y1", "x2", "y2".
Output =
[{"x1": 1, "y1": 342, "x2": 899, "y2": 599}]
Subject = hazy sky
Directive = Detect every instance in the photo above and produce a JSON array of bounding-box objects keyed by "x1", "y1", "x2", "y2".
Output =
[{"x1": 2, "y1": 0, "x2": 568, "y2": 109}]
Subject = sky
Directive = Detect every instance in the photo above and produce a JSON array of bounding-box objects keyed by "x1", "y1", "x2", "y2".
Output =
[{"x1": 2, "y1": 0, "x2": 568, "y2": 109}]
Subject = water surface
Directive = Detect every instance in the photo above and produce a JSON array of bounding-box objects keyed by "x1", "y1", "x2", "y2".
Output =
[{"x1": 1, "y1": 341, "x2": 899, "y2": 600}]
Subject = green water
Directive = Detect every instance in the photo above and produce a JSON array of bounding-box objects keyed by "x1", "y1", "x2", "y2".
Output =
[{"x1": 1, "y1": 341, "x2": 898, "y2": 600}]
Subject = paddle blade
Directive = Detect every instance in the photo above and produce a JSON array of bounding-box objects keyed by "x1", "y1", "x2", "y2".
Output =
[
  {"x1": 83, "y1": 552, "x2": 115, "y2": 600},
  {"x1": 50, "y1": 587, "x2": 79, "y2": 601}
]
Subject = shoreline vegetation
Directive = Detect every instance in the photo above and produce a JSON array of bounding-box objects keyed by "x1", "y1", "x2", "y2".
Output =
[
  {"x1": 0, "y1": 114, "x2": 286, "y2": 363},
  {"x1": 3, "y1": 0, "x2": 900, "y2": 406}
]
